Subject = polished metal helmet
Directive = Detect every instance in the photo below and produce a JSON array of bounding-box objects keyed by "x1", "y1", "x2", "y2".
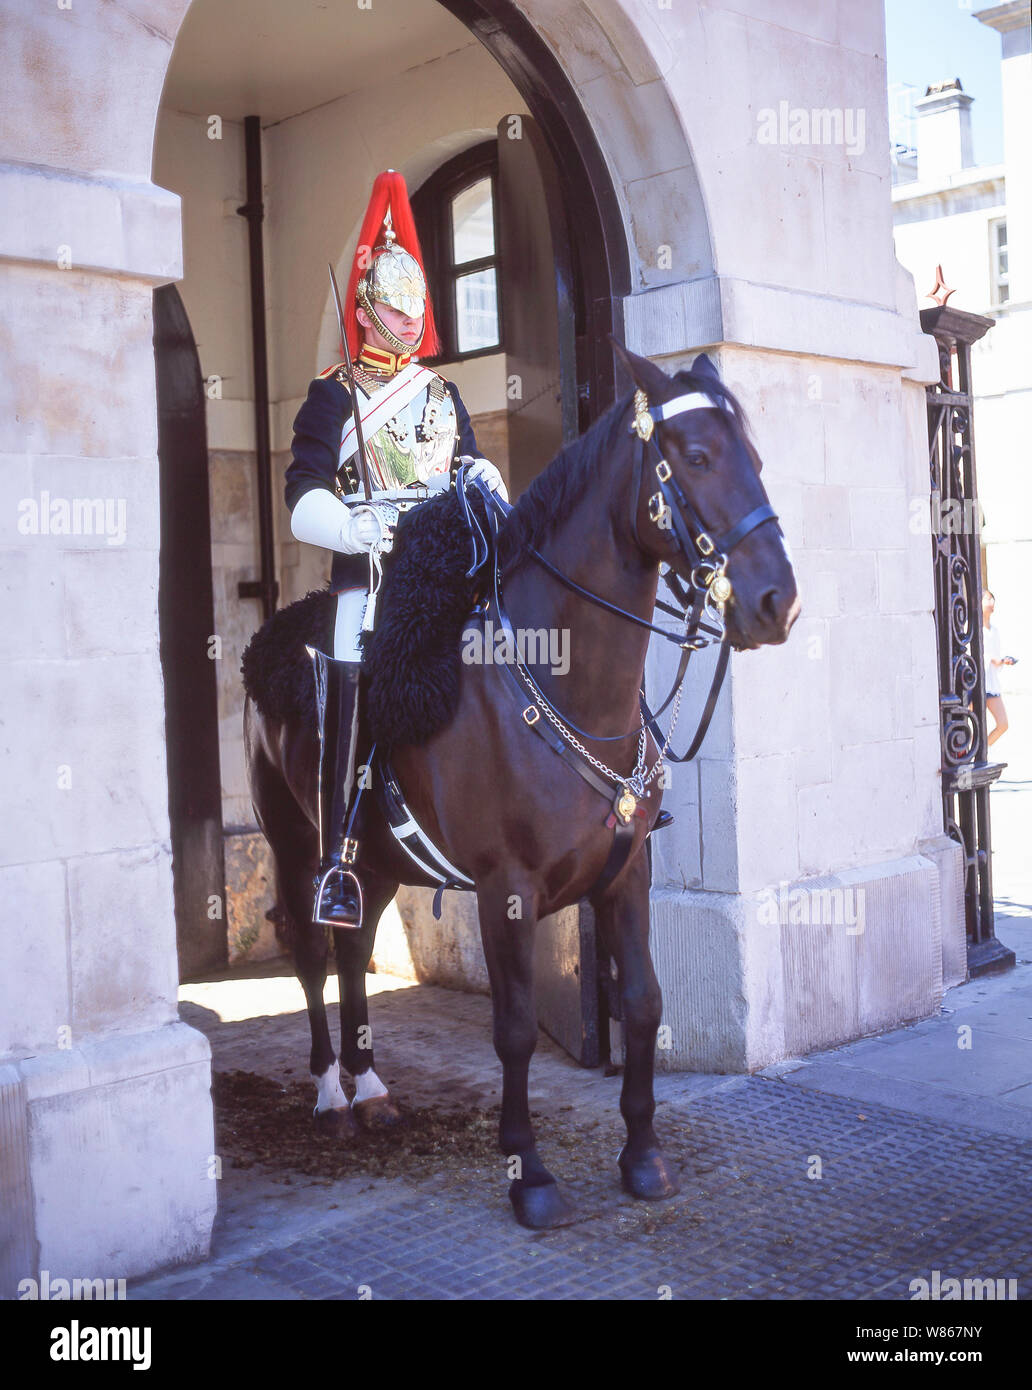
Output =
[{"x1": 356, "y1": 210, "x2": 426, "y2": 351}]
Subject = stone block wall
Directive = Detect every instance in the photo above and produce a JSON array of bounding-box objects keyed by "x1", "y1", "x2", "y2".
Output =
[{"x1": 0, "y1": 143, "x2": 216, "y2": 1289}]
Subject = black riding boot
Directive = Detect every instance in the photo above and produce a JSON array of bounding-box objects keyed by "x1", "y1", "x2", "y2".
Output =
[{"x1": 310, "y1": 648, "x2": 364, "y2": 929}]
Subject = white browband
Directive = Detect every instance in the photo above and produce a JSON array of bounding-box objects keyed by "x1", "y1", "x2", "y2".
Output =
[{"x1": 651, "y1": 391, "x2": 725, "y2": 421}]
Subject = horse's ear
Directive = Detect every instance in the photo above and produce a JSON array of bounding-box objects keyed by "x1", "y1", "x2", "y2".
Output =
[
  {"x1": 691, "y1": 352, "x2": 720, "y2": 382},
  {"x1": 609, "y1": 336, "x2": 670, "y2": 397}
]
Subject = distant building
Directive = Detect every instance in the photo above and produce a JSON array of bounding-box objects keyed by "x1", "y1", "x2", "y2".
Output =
[{"x1": 892, "y1": 2, "x2": 1032, "y2": 694}]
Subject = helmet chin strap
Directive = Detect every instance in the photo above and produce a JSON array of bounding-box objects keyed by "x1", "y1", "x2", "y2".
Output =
[{"x1": 358, "y1": 293, "x2": 423, "y2": 355}]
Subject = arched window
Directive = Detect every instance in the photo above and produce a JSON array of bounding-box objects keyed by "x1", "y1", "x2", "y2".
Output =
[{"x1": 412, "y1": 142, "x2": 502, "y2": 362}]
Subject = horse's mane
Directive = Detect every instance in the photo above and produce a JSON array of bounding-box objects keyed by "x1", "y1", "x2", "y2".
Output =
[{"x1": 497, "y1": 368, "x2": 747, "y2": 568}]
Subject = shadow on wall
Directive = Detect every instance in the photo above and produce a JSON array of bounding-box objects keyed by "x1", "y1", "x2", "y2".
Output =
[{"x1": 372, "y1": 888, "x2": 491, "y2": 993}]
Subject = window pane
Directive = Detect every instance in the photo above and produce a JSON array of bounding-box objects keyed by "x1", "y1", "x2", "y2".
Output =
[
  {"x1": 990, "y1": 220, "x2": 1009, "y2": 306},
  {"x1": 455, "y1": 268, "x2": 499, "y2": 353},
  {"x1": 452, "y1": 178, "x2": 494, "y2": 264}
]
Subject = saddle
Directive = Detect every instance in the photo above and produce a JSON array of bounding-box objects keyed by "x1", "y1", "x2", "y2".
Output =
[
  {"x1": 358, "y1": 475, "x2": 498, "y2": 748},
  {"x1": 240, "y1": 479, "x2": 497, "y2": 745}
]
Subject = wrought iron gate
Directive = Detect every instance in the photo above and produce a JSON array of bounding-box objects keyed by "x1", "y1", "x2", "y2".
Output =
[{"x1": 921, "y1": 305, "x2": 1013, "y2": 977}]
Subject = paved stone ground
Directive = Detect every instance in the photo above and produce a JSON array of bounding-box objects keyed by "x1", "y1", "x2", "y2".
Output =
[
  {"x1": 129, "y1": 700, "x2": 1032, "y2": 1301},
  {"x1": 131, "y1": 1061, "x2": 1032, "y2": 1301}
]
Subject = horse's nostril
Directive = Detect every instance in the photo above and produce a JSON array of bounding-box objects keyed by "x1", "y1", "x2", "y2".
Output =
[
  {"x1": 759, "y1": 587, "x2": 801, "y2": 634},
  {"x1": 760, "y1": 588, "x2": 781, "y2": 624}
]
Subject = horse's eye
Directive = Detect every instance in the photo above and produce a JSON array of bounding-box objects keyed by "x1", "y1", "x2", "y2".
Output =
[{"x1": 686, "y1": 449, "x2": 708, "y2": 468}]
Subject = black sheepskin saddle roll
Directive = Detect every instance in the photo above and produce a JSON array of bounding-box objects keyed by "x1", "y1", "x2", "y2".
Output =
[{"x1": 240, "y1": 487, "x2": 492, "y2": 748}]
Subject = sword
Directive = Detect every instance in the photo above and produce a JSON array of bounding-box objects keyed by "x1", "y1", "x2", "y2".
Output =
[{"x1": 328, "y1": 262, "x2": 373, "y2": 501}]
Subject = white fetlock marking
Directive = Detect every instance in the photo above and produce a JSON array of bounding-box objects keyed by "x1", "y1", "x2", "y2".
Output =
[
  {"x1": 353, "y1": 1069, "x2": 389, "y2": 1104},
  {"x1": 313, "y1": 1059, "x2": 350, "y2": 1114}
]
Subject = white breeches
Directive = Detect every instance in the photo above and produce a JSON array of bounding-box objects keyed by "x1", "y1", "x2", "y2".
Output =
[{"x1": 334, "y1": 587, "x2": 367, "y2": 662}]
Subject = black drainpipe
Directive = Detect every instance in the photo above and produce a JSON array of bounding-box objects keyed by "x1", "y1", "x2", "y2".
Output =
[{"x1": 236, "y1": 114, "x2": 278, "y2": 619}]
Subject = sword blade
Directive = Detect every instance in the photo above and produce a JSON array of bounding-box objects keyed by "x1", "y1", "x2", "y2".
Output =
[{"x1": 328, "y1": 262, "x2": 373, "y2": 501}]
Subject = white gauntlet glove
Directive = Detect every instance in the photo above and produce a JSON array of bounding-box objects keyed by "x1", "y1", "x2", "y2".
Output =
[
  {"x1": 460, "y1": 455, "x2": 509, "y2": 502},
  {"x1": 290, "y1": 487, "x2": 389, "y2": 555},
  {"x1": 350, "y1": 507, "x2": 386, "y2": 548}
]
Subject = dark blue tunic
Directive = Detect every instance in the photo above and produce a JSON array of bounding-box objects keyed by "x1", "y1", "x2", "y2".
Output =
[{"x1": 285, "y1": 372, "x2": 479, "y2": 592}]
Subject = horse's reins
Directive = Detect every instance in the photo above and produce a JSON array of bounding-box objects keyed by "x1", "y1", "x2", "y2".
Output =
[
  {"x1": 471, "y1": 385, "x2": 779, "y2": 777},
  {"x1": 388, "y1": 388, "x2": 779, "y2": 905}
]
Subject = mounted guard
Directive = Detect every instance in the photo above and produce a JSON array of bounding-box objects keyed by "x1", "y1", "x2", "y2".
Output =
[
  {"x1": 246, "y1": 319, "x2": 799, "y2": 1217},
  {"x1": 285, "y1": 169, "x2": 506, "y2": 931}
]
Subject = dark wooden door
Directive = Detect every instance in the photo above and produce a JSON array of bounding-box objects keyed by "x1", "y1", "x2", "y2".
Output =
[
  {"x1": 498, "y1": 115, "x2": 602, "y2": 1066},
  {"x1": 154, "y1": 285, "x2": 227, "y2": 980},
  {"x1": 498, "y1": 113, "x2": 579, "y2": 496}
]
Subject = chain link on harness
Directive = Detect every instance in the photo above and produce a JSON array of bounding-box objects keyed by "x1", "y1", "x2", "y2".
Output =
[
  {"x1": 502, "y1": 584, "x2": 686, "y2": 799},
  {"x1": 512, "y1": 641, "x2": 653, "y2": 793}
]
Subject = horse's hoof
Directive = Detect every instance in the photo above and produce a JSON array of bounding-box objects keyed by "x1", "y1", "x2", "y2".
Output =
[
  {"x1": 352, "y1": 1094, "x2": 403, "y2": 1130},
  {"x1": 314, "y1": 1105, "x2": 360, "y2": 1140},
  {"x1": 509, "y1": 1180, "x2": 578, "y2": 1230},
  {"x1": 619, "y1": 1147, "x2": 680, "y2": 1201}
]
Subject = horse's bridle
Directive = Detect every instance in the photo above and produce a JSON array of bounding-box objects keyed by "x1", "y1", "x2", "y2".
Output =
[
  {"x1": 458, "y1": 382, "x2": 780, "y2": 767},
  {"x1": 628, "y1": 387, "x2": 778, "y2": 644}
]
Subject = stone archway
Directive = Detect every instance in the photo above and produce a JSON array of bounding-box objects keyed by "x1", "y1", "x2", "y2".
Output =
[
  {"x1": 152, "y1": 0, "x2": 719, "y2": 1058},
  {"x1": 156, "y1": 0, "x2": 716, "y2": 399},
  {"x1": 443, "y1": 0, "x2": 715, "y2": 289},
  {"x1": 153, "y1": 0, "x2": 719, "y2": 872},
  {"x1": 0, "y1": 0, "x2": 722, "y2": 1290},
  {"x1": 3, "y1": 0, "x2": 961, "y2": 1286}
]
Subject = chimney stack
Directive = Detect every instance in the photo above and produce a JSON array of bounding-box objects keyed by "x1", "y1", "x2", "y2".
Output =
[{"x1": 914, "y1": 78, "x2": 975, "y2": 184}]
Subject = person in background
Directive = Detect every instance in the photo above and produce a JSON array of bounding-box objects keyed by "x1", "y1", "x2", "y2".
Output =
[{"x1": 982, "y1": 589, "x2": 1016, "y2": 748}]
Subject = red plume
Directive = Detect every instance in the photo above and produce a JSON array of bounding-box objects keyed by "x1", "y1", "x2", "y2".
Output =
[{"x1": 343, "y1": 170, "x2": 440, "y2": 360}]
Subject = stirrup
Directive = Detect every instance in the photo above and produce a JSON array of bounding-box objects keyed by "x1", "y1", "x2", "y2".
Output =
[{"x1": 313, "y1": 863, "x2": 364, "y2": 930}]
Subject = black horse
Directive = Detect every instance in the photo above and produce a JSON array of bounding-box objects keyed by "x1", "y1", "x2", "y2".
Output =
[{"x1": 243, "y1": 344, "x2": 799, "y2": 1228}]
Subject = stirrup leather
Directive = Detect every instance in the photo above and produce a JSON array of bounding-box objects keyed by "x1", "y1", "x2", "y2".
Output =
[{"x1": 309, "y1": 645, "x2": 365, "y2": 930}]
